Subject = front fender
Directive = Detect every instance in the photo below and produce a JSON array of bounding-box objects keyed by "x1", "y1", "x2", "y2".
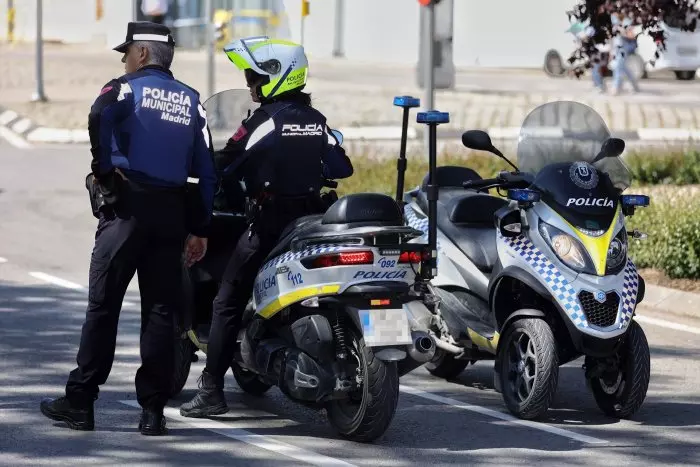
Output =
[{"x1": 500, "y1": 308, "x2": 547, "y2": 335}]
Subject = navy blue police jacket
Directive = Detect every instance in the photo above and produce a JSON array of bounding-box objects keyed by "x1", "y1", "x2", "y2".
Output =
[
  {"x1": 214, "y1": 94, "x2": 353, "y2": 199},
  {"x1": 88, "y1": 65, "x2": 217, "y2": 237}
]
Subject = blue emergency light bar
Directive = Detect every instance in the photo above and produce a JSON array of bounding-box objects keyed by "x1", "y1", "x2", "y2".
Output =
[
  {"x1": 621, "y1": 194, "x2": 650, "y2": 207},
  {"x1": 508, "y1": 189, "x2": 541, "y2": 203},
  {"x1": 393, "y1": 96, "x2": 421, "y2": 108},
  {"x1": 417, "y1": 111, "x2": 449, "y2": 124}
]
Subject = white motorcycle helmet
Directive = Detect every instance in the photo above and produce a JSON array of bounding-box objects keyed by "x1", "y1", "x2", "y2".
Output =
[{"x1": 224, "y1": 36, "x2": 309, "y2": 101}]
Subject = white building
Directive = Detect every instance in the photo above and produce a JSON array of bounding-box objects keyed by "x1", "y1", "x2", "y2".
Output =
[{"x1": 0, "y1": 0, "x2": 592, "y2": 69}]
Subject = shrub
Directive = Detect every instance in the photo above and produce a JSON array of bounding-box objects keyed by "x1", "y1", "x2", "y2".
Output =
[
  {"x1": 625, "y1": 150, "x2": 700, "y2": 186},
  {"x1": 627, "y1": 186, "x2": 700, "y2": 279}
]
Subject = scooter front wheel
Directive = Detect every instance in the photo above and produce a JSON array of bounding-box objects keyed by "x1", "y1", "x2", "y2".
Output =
[
  {"x1": 587, "y1": 320, "x2": 650, "y2": 419},
  {"x1": 498, "y1": 318, "x2": 559, "y2": 420}
]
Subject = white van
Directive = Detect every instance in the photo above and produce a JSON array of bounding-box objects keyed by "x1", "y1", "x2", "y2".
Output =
[
  {"x1": 545, "y1": 11, "x2": 700, "y2": 81},
  {"x1": 636, "y1": 10, "x2": 700, "y2": 80}
]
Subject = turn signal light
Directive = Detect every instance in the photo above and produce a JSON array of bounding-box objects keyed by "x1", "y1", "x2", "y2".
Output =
[{"x1": 312, "y1": 251, "x2": 374, "y2": 268}]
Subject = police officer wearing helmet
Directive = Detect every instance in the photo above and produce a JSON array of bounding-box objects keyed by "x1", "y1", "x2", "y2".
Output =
[
  {"x1": 180, "y1": 36, "x2": 353, "y2": 417},
  {"x1": 40, "y1": 22, "x2": 217, "y2": 436}
]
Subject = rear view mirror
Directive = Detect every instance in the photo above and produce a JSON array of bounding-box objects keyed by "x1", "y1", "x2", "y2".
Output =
[
  {"x1": 331, "y1": 129, "x2": 344, "y2": 145},
  {"x1": 462, "y1": 130, "x2": 520, "y2": 172},
  {"x1": 462, "y1": 130, "x2": 496, "y2": 153},
  {"x1": 593, "y1": 137, "x2": 625, "y2": 162}
]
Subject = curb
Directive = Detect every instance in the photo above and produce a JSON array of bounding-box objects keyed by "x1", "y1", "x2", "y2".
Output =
[
  {"x1": 5, "y1": 105, "x2": 700, "y2": 145},
  {"x1": 640, "y1": 283, "x2": 700, "y2": 321}
]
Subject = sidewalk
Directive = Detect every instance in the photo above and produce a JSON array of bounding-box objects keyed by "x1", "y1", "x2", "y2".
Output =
[{"x1": 2, "y1": 43, "x2": 700, "y2": 142}]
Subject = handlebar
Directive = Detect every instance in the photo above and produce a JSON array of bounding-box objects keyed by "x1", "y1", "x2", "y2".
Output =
[{"x1": 462, "y1": 171, "x2": 533, "y2": 191}]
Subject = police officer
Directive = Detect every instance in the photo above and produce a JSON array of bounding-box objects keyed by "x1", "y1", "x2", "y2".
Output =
[
  {"x1": 180, "y1": 36, "x2": 353, "y2": 417},
  {"x1": 40, "y1": 22, "x2": 217, "y2": 436}
]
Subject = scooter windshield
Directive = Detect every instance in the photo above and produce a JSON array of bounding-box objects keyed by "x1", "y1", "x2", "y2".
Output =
[
  {"x1": 516, "y1": 101, "x2": 632, "y2": 191},
  {"x1": 202, "y1": 88, "x2": 259, "y2": 151}
]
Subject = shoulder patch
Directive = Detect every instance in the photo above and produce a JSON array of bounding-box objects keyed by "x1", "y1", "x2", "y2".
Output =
[
  {"x1": 117, "y1": 83, "x2": 133, "y2": 102},
  {"x1": 99, "y1": 85, "x2": 113, "y2": 96}
]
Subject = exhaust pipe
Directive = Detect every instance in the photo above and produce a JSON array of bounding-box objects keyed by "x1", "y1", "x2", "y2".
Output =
[
  {"x1": 407, "y1": 331, "x2": 436, "y2": 363},
  {"x1": 431, "y1": 335, "x2": 463, "y2": 355}
]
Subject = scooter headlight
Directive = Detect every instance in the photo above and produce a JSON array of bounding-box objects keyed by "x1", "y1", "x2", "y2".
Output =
[
  {"x1": 539, "y1": 221, "x2": 596, "y2": 275},
  {"x1": 606, "y1": 229, "x2": 628, "y2": 273}
]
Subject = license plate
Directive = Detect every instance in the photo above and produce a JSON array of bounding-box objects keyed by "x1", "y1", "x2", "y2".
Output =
[
  {"x1": 677, "y1": 46, "x2": 697, "y2": 56},
  {"x1": 359, "y1": 308, "x2": 412, "y2": 347}
]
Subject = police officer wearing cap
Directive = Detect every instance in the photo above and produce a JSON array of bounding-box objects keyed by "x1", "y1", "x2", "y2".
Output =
[{"x1": 40, "y1": 21, "x2": 217, "y2": 436}]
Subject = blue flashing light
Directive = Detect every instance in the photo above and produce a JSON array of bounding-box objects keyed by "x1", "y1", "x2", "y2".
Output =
[
  {"x1": 621, "y1": 194, "x2": 650, "y2": 207},
  {"x1": 416, "y1": 111, "x2": 449, "y2": 124},
  {"x1": 507, "y1": 189, "x2": 541, "y2": 203},
  {"x1": 393, "y1": 96, "x2": 421, "y2": 108}
]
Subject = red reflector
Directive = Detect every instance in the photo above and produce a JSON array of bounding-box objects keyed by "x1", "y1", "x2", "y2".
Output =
[
  {"x1": 312, "y1": 251, "x2": 374, "y2": 268},
  {"x1": 399, "y1": 251, "x2": 422, "y2": 263}
]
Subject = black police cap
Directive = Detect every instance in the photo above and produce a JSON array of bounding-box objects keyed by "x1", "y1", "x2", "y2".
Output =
[{"x1": 113, "y1": 21, "x2": 175, "y2": 53}]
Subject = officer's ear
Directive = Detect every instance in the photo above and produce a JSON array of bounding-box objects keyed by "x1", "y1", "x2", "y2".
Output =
[{"x1": 137, "y1": 44, "x2": 150, "y2": 67}]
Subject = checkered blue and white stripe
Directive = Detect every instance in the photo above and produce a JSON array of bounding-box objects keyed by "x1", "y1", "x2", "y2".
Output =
[
  {"x1": 500, "y1": 233, "x2": 589, "y2": 329},
  {"x1": 260, "y1": 244, "x2": 345, "y2": 273},
  {"x1": 404, "y1": 204, "x2": 428, "y2": 232},
  {"x1": 619, "y1": 259, "x2": 639, "y2": 326}
]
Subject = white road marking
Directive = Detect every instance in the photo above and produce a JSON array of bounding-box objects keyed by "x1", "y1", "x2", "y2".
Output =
[
  {"x1": 28, "y1": 272, "x2": 137, "y2": 307},
  {"x1": 0, "y1": 126, "x2": 31, "y2": 149},
  {"x1": 635, "y1": 314, "x2": 700, "y2": 335},
  {"x1": 0, "y1": 257, "x2": 7, "y2": 263},
  {"x1": 29, "y1": 272, "x2": 84, "y2": 290},
  {"x1": 119, "y1": 400, "x2": 357, "y2": 467},
  {"x1": 400, "y1": 385, "x2": 608, "y2": 445}
]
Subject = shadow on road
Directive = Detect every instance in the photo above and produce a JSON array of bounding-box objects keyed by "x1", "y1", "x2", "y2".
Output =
[{"x1": 1, "y1": 279, "x2": 699, "y2": 465}]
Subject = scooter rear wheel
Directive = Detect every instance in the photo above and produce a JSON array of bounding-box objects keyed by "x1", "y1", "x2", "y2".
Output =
[
  {"x1": 587, "y1": 320, "x2": 650, "y2": 419},
  {"x1": 231, "y1": 362, "x2": 273, "y2": 396},
  {"x1": 327, "y1": 332, "x2": 399, "y2": 443},
  {"x1": 426, "y1": 352, "x2": 470, "y2": 379}
]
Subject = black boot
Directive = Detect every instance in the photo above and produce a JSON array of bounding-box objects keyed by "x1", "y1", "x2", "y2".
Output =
[
  {"x1": 40, "y1": 396, "x2": 94, "y2": 431},
  {"x1": 139, "y1": 408, "x2": 167, "y2": 436},
  {"x1": 179, "y1": 370, "x2": 228, "y2": 418}
]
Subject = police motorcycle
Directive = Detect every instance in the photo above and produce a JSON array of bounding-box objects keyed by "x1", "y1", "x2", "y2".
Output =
[
  {"x1": 172, "y1": 88, "x2": 449, "y2": 442},
  {"x1": 394, "y1": 98, "x2": 651, "y2": 420}
]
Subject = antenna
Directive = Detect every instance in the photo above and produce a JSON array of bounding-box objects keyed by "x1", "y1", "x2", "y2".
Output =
[
  {"x1": 393, "y1": 96, "x2": 421, "y2": 204},
  {"x1": 416, "y1": 110, "x2": 449, "y2": 280}
]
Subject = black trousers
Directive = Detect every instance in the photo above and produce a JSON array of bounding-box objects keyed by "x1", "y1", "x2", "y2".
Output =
[
  {"x1": 66, "y1": 181, "x2": 186, "y2": 410},
  {"x1": 204, "y1": 198, "x2": 324, "y2": 386}
]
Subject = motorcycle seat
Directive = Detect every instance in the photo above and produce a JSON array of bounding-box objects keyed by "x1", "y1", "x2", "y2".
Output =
[
  {"x1": 264, "y1": 193, "x2": 405, "y2": 262},
  {"x1": 416, "y1": 180, "x2": 508, "y2": 273}
]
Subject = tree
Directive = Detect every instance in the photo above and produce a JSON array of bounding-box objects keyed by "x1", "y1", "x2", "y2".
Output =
[{"x1": 566, "y1": 0, "x2": 700, "y2": 77}]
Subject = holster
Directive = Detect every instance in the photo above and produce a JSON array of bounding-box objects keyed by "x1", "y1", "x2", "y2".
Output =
[{"x1": 85, "y1": 173, "x2": 120, "y2": 219}]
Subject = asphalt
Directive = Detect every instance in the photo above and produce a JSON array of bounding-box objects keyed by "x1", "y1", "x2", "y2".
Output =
[{"x1": 1, "y1": 140, "x2": 699, "y2": 466}]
